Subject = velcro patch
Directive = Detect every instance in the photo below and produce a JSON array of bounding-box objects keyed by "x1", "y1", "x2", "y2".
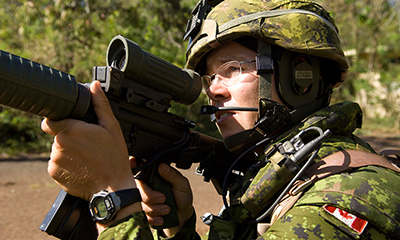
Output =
[{"x1": 323, "y1": 205, "x2": 368, "y2": 234}]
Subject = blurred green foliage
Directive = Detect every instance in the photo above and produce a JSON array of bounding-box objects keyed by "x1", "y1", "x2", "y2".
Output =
[
  {"x1": 320, "y1": 0, "x2": 400, "y2": 134},
  {"x1": 0, "y1": 106, "x2": 52, "y2": 155},
  {"x1": 1, "y1": 0, "x2": 400, "y2": 155}
]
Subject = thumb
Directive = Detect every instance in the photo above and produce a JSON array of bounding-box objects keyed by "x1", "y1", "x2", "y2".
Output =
[
  {"x1": 158, "y1": 163, "x2": 190, "y2": 192},
  {"x1": 90, "y1": 81, "x2": 118, "y2": 129}
]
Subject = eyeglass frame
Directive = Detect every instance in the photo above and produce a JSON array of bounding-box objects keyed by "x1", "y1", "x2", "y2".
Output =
[{"x1": 201, "y1": 59, "x2": 257, "y2": 90}]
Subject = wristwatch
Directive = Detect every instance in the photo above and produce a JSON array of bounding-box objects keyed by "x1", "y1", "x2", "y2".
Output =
[{"x1": 89, "y1": 188, "x2": 142, "y2": 224}]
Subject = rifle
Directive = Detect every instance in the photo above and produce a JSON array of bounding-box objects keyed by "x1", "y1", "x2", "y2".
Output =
[{"x1": 0, "y1": 35, "x2": 238, "y2": 239}]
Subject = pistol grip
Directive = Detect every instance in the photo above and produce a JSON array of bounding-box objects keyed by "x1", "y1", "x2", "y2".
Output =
[{"x1": 146, "y1": 164, "x2": 180, "y2": 229}]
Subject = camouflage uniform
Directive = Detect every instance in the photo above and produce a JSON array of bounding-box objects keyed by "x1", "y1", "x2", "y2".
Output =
[
  {"x1": 98, "y1": 101, "x2": 400, "y2": 239},
  {"x1": 202, "y1": 101, "x2": 400, "y2": 240}
]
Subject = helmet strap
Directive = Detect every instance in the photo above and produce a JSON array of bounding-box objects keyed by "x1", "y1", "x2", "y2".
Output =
[{"x1": 256, "y1": 41, "x2": 274, "y2": 103}]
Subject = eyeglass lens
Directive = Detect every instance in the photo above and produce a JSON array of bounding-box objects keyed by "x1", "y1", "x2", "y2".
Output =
[{"x1": 201, "y1": 60, "x2": 255, "y2": 91}]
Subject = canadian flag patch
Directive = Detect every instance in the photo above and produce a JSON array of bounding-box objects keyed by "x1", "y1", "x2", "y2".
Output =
[{"x1": 323, "y1": 205, "x2": 368, "y2": 234}]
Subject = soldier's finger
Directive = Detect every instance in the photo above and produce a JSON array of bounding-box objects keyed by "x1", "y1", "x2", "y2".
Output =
[
  {"x1": 90, "y1": 81, "x2": 119, "y2": 130},
  {"x1": 141, "y1": 202, "x2": 170, "y2": 217},
  {"x1": 136, "y1": 179, "x2": 166, "y2": 204},
  {"x1": 158, "y1": 163, "x2": 190, "y2": 192},
  {"x1": 41, "y1": 118, "x2": 78, "y2": 136}
]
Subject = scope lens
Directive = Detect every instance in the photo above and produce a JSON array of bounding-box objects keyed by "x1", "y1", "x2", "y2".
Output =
[{"x1": 111, "y1": 50, "x2": 126, "y2": 70}]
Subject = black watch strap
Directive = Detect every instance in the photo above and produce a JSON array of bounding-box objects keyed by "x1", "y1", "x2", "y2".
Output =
[{"x1": 113, "y1": 188, "x2": 142, "y2": 208}]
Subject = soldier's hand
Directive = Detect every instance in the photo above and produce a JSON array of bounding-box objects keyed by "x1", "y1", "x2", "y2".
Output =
[
  {"x1": 137, "y1": 163, "x2": 193, "y2": 237},
  {"x1": 41, "y1": 81, "x2": 136, "y2": 201}
]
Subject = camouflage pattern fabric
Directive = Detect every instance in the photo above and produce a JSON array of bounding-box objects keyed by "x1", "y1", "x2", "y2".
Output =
[
  {"x1": 186, "y1": 0, "x2": 349, "y2": 74},
  {"x1": 201, "y1": 101, "x2": 400, "y2": 239},
  {"x1": 98, "y1": 211, "x2": 153, "y2": 240},
  {"x1": 262, "y1": 160, "x2": 400, "y2": 239},
  {"x1": 98, "y1": 101, "x2": 400, "y2": 239},
  {"x1": 98, "y1": 210, "x2": 200, "y2": 240}
]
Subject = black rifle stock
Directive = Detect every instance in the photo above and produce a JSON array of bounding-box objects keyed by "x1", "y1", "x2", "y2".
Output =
[{"x1": 0, "y1": 35, "x2": 237, "y2": 239}]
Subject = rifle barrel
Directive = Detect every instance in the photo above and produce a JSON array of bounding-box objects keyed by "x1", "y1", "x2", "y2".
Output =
[{"x1": 0, "y1": 50, "x2": 90, "y2": 120}]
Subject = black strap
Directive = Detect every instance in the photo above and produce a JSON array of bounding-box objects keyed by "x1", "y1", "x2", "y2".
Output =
[
  {"x1": 114, "y1": 188, "x2": 142, "y2": 209},
  {"x1": 257, "y1": 41, "x2": 273, "y2": 100}
]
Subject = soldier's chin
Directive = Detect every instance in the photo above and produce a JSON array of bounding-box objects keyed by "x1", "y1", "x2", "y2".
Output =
[{"x1": 220, "y1": 126, "x2": 249, "y2": 140}]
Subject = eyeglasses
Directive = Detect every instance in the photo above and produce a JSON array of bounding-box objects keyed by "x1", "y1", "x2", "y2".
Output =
[{"x1": 201, "y1": 60, "x2": 256, "y2": 90}]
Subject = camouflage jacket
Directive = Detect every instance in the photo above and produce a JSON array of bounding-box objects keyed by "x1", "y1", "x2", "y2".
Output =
[{"x1": 98, "y1": 101, "x2": 400, "y2": 239}]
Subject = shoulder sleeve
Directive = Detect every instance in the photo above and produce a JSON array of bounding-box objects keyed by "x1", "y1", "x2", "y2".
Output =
[{"x1": 98, "y1": 211, "x2": 154, "y2": 240}]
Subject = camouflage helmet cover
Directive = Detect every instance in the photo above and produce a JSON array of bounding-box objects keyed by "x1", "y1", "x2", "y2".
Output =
[{"x1": 185, "y1": 0, "x2": 349, "y2": 83}]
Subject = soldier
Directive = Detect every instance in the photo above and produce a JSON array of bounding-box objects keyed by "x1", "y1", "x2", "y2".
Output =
[{"x1": 42, "y1": 0, "x2": 400, "y2": 239}]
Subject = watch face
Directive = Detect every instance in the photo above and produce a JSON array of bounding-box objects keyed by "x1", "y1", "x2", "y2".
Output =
[
  {"x1": 93, "y1": 196, "x2": 112, "y2": 219},
  {"x1": 90, "y1": 188, "x2": 141, "y2": 223}
]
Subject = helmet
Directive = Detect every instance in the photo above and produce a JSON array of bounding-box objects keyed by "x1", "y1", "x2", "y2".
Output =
[
  {"x1": 184, "y1": 0, "x2": 349, "y2": 151},
  {"x1": 185, "y1": 0, "x2": 348, "y2": 76}
]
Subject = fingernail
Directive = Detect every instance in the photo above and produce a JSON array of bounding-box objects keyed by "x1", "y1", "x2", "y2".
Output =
[
  {"x1": 160, "y1": 208, "x2": 170, "y2": 215},
  {"x1": 153, "y1": 218, "x2": 163, "y2": 226},
  {"x1": 160, "y1": 163, "x2": 170, "y2": 173},
  {"x1": 157, "y1": 196, "x2": 166, "y2": 203}
]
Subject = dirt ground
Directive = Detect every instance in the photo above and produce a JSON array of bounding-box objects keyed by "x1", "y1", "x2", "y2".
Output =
[{"x1": 1, "y1": 134, "x2": 399, "y2": 240}]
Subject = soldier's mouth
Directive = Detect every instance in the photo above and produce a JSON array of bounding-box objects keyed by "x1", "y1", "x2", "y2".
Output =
[{"x1": 216, "y1": 112, "x2": 234, "y2": 122}]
